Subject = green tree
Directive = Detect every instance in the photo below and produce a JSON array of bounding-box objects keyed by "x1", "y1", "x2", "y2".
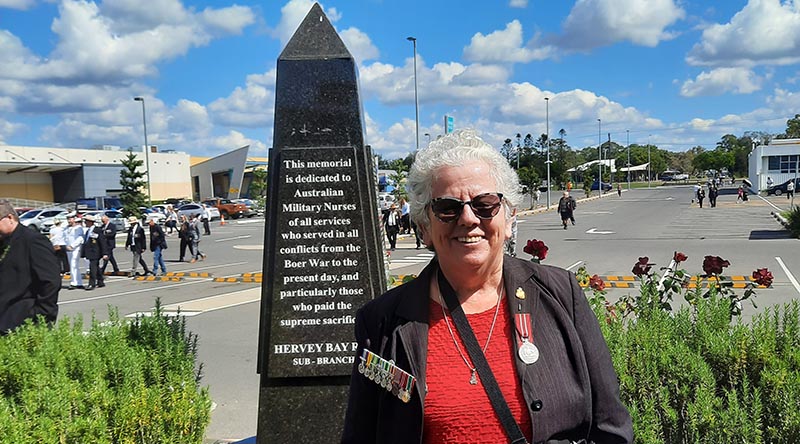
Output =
[
  {"x1": 516, "y1": 166, "x2": 539, "y2": 209},
  {"x1": 776, "y1": 114, "x2": 800, "y2": 139},
  {"x1": 119, "y1": 151, "x2": 148, "y2": 217},
  {"x1": 248, "y1": 168, "x2": 268, "y2": 209},
  {"x1": 693, "y1": 149, "x2": 734, "y2": 174},
  {"x1": 501, "y1": 138, "x2": 514, "y2": 164}
]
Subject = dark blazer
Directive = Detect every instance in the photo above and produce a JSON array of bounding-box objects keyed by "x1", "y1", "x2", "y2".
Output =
[
  {"x1": 341, "y1": 256, "x2": 632, "y2": 444},
  {"x1": 0, "y1": 224, "x2": 60, "y2": 334},
  {"x1": 81, "y1": 225, "x2": 108, "y2": 260},
  {"x1": 149, "y1": 224, "x2": 167, "y2": 251},
  {"x1": 125, "y1": 224, "x2": 147, "y2": 253},
  {"x1": 101, "y1": 222, "x2": 117, "y2": 251}
]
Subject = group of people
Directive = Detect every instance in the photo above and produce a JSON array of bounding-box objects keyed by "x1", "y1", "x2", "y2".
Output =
[
  {"x1": 382, "y1": 198, "x2": 422, "y2": 250},
  {"x1": 126, "y1": 213, "x2": 208, "y2": 277},
  {"x1": 49, "y1": 212, "x2": 116, "y2": 290}
]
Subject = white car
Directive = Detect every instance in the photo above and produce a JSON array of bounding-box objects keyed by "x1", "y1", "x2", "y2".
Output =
[
  {"x1": 81, "y1": 210, "x2": 129, "y2": 232},
  {"x1": 203, "y1": 204, "x2": 221, "y2": 221},
  {"x1": 20, "y1": 207, "x2": 69, "y2": 233}
]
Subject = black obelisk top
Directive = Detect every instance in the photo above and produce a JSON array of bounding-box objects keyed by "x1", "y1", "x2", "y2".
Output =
[
  {"x1": 272, "y1": 3, "x2": 365, "y2": 150},
  {"x1": 280, "y1": 3, "x2": 350, "y2": 60}
]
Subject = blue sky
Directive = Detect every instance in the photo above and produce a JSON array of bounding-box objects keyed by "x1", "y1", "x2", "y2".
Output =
[{"x1": 1, "y1": 0, "x2": 799, "y2": 159}]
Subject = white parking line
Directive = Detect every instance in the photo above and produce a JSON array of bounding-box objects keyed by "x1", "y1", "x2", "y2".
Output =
[
  {"x1": 566, "y1": 261, "x2": 583, "y2": 271},
  {"x1": 215, "y1": 235, "x2": 252, "y2": 242},
  {"x1": 775, "y1": 256, "x2": 800, "y2": 296},
  {"x1": 126, "y1": 287, "x2": 261, "y2": 318},
  {"x1": 757, "y1": 194, "x2": 784, "y2": 212}
]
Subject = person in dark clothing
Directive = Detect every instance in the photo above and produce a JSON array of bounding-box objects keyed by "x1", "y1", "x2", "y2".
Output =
[
  {"x1": 99, "y1": 214, "x2": 120, "y2": 275},
  {"x1": 178, "y1": 215, "x2": 194, "y2": 261},
  {"x1": 124, "y1": 216, "x2": 150, "y2": 276},
  {"x1": 557, "y1": 191, "x2": 577, "y2": 230},
  {"x1": 708, "y1": 186, "x2": 718, "y2": 208},
  {"x1": 383, "y1": 203, "x2": 401, "y2": 250},
  {"x1": 80, "y1": 214, "x2": 108, "y2": 290},
  {"x1": 149, "y1": 219, "x2": 167, "y2": 276},
  {"x1": 697, "y1": 188, "x2": 706, "y2": 208},
  {"x1": 0, "y1": 200, "x2": 60, "y2": 334}
]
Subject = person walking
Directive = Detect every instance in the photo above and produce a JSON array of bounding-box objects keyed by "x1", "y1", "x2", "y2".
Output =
[
  {"x1": 533, "y1": 188, "x2": 541, "y2": 209},
  {"x1": 125, "y1": 216, "x2": 151, "y2": 277},
  {"x1": 383, "y1": 203, "x2": 401, "y2": 250},
  {"x1": 64, "y1": 214, "x2": 85, "y2": 289},
  {"x1": 202, "y1": 205, "x2": 212, "y2": 235},
  {"x1": 178, "y1": 215, "x2": 193, "y2": 261},
  {"x1": 165, "y1": 206, "x2": 178, "y2": 235},
  {"x1": 557, "y1": 191, "x2": 576, "y2": 230},
  {"x1": 49, "y1": 216, "x2": 69, "y2": 275},
  {"x1": 737, "y1": 185, "x2": 744, "y2": 203},
  {"x1": 399, "y1": 198, "x2": 411, "y2": 234},
  {"x1": 709, "y1": 186, "x2": 718, "y2": 208},
  {"x1": 80, "y1": 214, "x2": 108, "y2": 290},
  {"x1": 766, "y1": 176, "x2": 774, "y2": 189},
  {"x1": 0, "y1": 201, "x2": 61, "y2": 334},
  {"x1": 617, "y1": 183, "x2": 622, "y2": 197},
  {"x1": 99, "y1": 214, "x2": 120, "y2": 275},
  {"x1": 148, "y1": 219, "x2": 167, "y2": 276},
  {"x1": 788, "y1": 180, "x2": 795, "y2": 200},
  {"x1": 697, "y1": 187, "x2": 706, "y2": 208},
  {"x1": 190, "y1": 215, "x2": 205, "y2": 263}
]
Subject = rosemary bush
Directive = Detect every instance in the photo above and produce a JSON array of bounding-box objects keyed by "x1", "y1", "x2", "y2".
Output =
[{"x1": 0, "y1": 302, "x2": 210, "y2": 443}]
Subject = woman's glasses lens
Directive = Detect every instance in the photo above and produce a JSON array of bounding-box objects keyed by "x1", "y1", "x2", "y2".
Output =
[{"x1": 430, "y1": 193, "x2": 503, "y2": 222}]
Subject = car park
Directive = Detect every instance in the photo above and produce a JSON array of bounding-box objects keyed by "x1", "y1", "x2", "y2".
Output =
[
  {"x1": 20, "y1": 207, "x2": 69, "y2": 233},
  {"x1": 766, "y1": 178, "x2": 800, "y2": 196}
]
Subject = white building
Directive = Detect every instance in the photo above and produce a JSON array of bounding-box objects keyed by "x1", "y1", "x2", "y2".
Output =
[{"x1": 748, "y1": 138, "x2": 800, "y2": 191}]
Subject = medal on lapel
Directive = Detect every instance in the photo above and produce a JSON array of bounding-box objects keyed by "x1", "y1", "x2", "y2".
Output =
[{"x1": 514, "y1": 300, "x2": 540, "y2": 365}]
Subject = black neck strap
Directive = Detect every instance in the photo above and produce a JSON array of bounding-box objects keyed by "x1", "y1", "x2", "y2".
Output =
[{"x1": 437, "y1": 270, "x2": 528, "y2": 444}]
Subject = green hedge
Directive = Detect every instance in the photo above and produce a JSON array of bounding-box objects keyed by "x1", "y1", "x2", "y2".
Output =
[
  {"x1": 0, "y1": 304, "x2": 211, "y2": 443},
  {"x1": 785, "y1": 206, "x2": 800, "y2": 237},
  {"x1": 597, "y1": 294, "x2": 800, "y2": 443}
]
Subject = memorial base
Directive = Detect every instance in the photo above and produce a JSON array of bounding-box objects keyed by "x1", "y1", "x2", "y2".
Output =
[{"x1": 256, "y1": 378, "x2": 349, "y2": 443}]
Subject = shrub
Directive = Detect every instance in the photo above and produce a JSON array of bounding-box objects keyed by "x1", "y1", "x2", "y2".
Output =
[
  {"x1": 0, "y1": 302, "x2": 210, "y2": 443},
  {"x1": 596, "y1": 289, "x2": 800, "y2": 443},
  {"x1": 785, "y1": 206, "x2": 800, "y2": 237}
]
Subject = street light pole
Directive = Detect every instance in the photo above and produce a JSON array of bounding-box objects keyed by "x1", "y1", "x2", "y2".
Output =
[
  {"x1": 133, "y1": 97, "x2": 152, "y2": 206},
  {"x1": 597, "y1": 118, "x2": 602, "y2": 195},
  {"x1": 407, "y1": 37, "x2": 420, "y2": 153},
  {"x1": 626, "y1": 129, "x2": 631, "y2": 190},
  {"x1": 545, "y1": 97, "x2": 551, "y2": 209},
  {"x1": 647, "y1": 134, "x2": 652, "y2": 188}
]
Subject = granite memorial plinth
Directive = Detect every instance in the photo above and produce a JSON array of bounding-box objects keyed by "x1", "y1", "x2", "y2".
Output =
[{"x1": 256, "y1": 3, "x2": 385, "y2": 442}]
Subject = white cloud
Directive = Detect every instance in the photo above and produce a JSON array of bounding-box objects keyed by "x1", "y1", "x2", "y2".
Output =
[
  {"x1": 0, "y1": 0, "x2": 36, "y2": 10},
  {"x1": 463, "y1": 20, "x2": 554, "y2": 63},
  {"x1": 209, "y1": 70, "x2": 276, "y2": 128},
  {"x1": 687, "y1": 0, "x2": 800, "y2": 66},
  {"x1": 680, "y1": 67, "x2": 763, "y2": 97},
  {"x1": 558, "y1": 0, "x2": 685, "y2": 50},
  {"x1": 0, "y1": 117, "x2": 26, "y2": 143},
  {"x1": 269, "y1": 0, "x2": 341, "y2": 45},
  {"x1": 509, "y1": 0, "x2": 528, "y2": 7},
  {"x1": 210, "y1": 130, "x2": 267, "y2": 153},
  {"x1": 340, "y1": 27, "x2": 379, "y2": 63},
  {"x1": 0, "y1": 0, "x2": 255, "y2": 87}
]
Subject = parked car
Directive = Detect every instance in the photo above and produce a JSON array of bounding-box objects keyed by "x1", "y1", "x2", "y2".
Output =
[
  {"x1": 232, "y1": 198, "x2": 259, "y2": 218},
  {"x1": 591, "y1": 180, "x2": 613, "y2": 191},
  {"x1": 202, "y1": 197, "x2": 248, "y2": 219},
  {"x1": 20, "y1": 207, "x2": 69, "y2": 233},
  {"x1": 138, "y1": 207, "x2": 166, "y2": 225},
  {"x1": 203, "y1": 204, "x2": 221, "y2": 221},
  {"x1": 766, "y1": 178, "x2": 800, "y2": 196},
  {"x1": 80, "y1": 210, "x2": 128, "y2": 232},
  {"x1": 176, "y1": 203, "x2": 206, "y2": 220},
  {"x1": 377, "y1": 193, "x2": 395, "y2": 211}
]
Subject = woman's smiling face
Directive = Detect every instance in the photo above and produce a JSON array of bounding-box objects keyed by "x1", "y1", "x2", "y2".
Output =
[{"x1": 424, "y1": 161, "x2": 512, "y2": 276}]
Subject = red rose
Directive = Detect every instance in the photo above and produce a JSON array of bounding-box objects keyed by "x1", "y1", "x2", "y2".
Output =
[
  {"x1": 752, "y1": 268, "x2": 773, "y2": 287},
  {"x1": 589, "y1": 274, "x2": 605, "y2": 291},
  {"x1": 673, "y1": 251, "x2": 688, "y2": 263},
  {"x1": 702, "y1": 255, "x2": 730, "y2": 275},
  {"x1": 523, "y1": 239, "x2": 549, "y2": 260},
  {"x1": 632, "y1": 256, "x2": 653, "y2": 277}
]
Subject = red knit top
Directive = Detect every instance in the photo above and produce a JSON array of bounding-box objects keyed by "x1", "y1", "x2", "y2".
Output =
[{"x1": 423, "y1": 298, "x2": 532, "y2": 443}]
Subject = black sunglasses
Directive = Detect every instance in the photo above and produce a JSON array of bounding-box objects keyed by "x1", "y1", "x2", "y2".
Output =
[{"x1": 429, "y1": 192, "x2": 504, "y2": 223}]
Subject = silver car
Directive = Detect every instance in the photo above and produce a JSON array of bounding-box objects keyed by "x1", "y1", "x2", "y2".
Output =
[
  {"x1": 20, "y1": 207, "x2": 69, "y2": 233},
  {"x1": 81, "y1": 210, "x2": 129, "y2": 232}
]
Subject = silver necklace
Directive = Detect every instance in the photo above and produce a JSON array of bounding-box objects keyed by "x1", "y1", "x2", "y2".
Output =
[{"x1": 437, "y1": 279, "x2": 504, "y2": 385}]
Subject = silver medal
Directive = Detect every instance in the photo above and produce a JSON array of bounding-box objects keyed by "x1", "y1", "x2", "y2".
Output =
[{"x1": 518, "y1": 340, "x2": 539, "y2": 364}]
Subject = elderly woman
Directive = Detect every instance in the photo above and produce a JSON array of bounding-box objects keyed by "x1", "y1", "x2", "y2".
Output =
[{"x1": 342, "y1": 130, "x2": 632, "y2": 444}]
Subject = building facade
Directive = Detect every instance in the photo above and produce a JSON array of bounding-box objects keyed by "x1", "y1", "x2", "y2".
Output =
[{"x1": 748, "y1": 138, "x2": 800, "y2": 191}]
